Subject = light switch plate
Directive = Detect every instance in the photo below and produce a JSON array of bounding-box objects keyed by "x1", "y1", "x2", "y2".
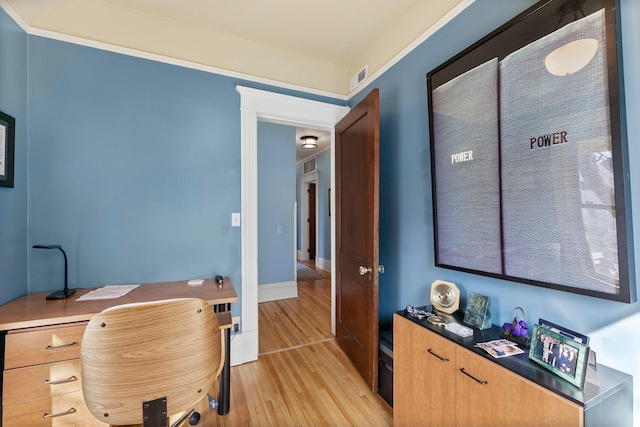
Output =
[{"x1": 231, "y1": 213, "x2": 240, "y2": 227}]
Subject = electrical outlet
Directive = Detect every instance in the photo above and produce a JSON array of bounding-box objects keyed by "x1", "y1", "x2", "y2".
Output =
[{"x1": 232, "y1": 316, "x2": 240, "y2": 332}]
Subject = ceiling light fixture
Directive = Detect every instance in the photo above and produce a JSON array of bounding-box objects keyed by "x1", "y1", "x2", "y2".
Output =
[{"x1": 301, "y1": 135, "x2": 318, "y2": 149}]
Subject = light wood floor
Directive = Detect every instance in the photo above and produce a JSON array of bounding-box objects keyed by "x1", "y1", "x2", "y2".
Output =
[{"x1": 188, "y1": 262, "x2": 393, "y2": 426}]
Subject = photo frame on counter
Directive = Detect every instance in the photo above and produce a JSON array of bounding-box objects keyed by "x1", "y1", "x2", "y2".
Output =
[
  {"x1": 0, "y1": 111, "x2": 15, "y2": 189},
  {"x1": 529, "y1": 323, "x2": 589, "y2": 389},
  {"x1": 539, "y1": 318, "x2": 590, "y2": 346},
  {"x1": 463, "y1": 292, "x2": 491, "y2": 330}
]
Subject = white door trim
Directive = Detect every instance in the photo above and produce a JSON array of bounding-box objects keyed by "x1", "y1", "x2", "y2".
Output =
[{"x1": 236, "y1": 86, "x2": 349, "y2": 363}]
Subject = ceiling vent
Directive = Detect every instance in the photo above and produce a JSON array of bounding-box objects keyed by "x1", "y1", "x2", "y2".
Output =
[
  {"x1": 303, "y1": 158, "x2": 317, "y2": 174},
  {"x1": 349, "y1": 65, "x2": 368, "y2": 91}
]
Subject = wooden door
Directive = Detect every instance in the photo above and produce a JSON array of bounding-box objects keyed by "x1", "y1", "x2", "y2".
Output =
[
  {"x1": 335, "y1": 88, "x2": 380, "y2": 390},
  {"x1": 308, "y1": 183, "x2": 316, "y2": 260}
]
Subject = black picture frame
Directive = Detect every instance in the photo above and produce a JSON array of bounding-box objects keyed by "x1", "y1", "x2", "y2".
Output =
[
  {"x1": 529, "y1": 323, "x2": 589, "y2": 389},
  {"x1": 426, "y1": 0, "x2": 634, "y2": 303},
  {"x1": 0, "y1": 111, "x2": 15, "y2": 189},
  {"x1": 539, "y1": 318, "x2": 590, "y2": 345}
]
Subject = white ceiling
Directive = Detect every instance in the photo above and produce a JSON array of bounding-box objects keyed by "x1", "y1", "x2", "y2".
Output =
[
  {"x1": 2, "y1": 0, "x2": 469, "y2": 96},
  {"x1": 1, "y1": 0, "x2": 470, "y2": 161}
]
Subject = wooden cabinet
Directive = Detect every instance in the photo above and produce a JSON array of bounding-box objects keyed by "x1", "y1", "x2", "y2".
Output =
[
  {"x1": 394, "y1": 313, "x2": 632, "y2": 427},
  {"x1": 455, "y1": 346, "x2": 582, "y2": 427},
  {"x1": 2, "y1": 322, "x2": 107, "y2": 427},
  {"x1": 394, "y1": 314, "x2": 456, "y2": 425}
]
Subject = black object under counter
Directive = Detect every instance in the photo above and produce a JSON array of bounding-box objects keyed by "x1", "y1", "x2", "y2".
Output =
[
  {"x1": 395, "y1": 309, "x2": 633, "y2": 427},
  {"x1": 378, "y1": 331, "x2": 393, "y2": 407}
]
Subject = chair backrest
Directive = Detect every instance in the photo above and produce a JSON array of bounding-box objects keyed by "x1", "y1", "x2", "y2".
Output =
[{"x1": 81, "y1": 298, "x2": 221, "y2": 426}]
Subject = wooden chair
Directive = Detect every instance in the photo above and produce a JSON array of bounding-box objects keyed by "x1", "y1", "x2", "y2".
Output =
[{"x1": 80, "y1": 298, "x2": 224, "y2": 427}]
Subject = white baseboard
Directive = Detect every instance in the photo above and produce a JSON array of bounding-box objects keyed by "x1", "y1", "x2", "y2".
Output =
[
  {"x1": 230, "y1": 333, "x2": 244, "y2": 366},
  {"x1": 317, "y1": 257, "x2": 331, "y2": 272},
  {"x1": 258, "y1": 281, "x2": 298, "y2": 303}
]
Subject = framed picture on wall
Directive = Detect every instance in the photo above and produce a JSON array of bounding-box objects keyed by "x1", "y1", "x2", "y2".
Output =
[
  {"x1": 0, "y1": 111, "x2": 15, "y2": 188},
  {"x1": 426, "y1": 0, "x2": 634, "y2": 303}
]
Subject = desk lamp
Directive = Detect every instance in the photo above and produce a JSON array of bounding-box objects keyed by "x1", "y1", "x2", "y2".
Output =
[{"x1": 33, "y1": 244, "x2": 76, "y2": 300}]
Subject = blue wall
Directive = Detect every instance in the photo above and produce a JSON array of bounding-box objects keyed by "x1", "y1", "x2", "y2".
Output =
[
  {"x1": 355, "y1": 0, "x2": 640, "y2": 335},
  {"x1": 27, "y1": 36, "x2": 244, "y2": 295},
  {"x1": 0, "y1": 6, "x2": 344, "y2": 314},
  {"x1": 0, "y1": 10, "x2": 28, "y2": 303},
  {"x1": 258, "y1": 122, "x2": 296, "y2": 284}
]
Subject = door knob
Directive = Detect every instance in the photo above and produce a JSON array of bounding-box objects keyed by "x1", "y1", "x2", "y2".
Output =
[{"x1": 359, "y1": 266, "x2": 372, "y2": 275}]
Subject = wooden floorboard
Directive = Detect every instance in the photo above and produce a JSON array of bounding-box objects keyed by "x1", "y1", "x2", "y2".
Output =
[
  {"x1": 186, "y1": 262, "x2": 393, "y2": 426},
  {"x1": 259, "y1": 267, "x2": 332, "y2": 355}
]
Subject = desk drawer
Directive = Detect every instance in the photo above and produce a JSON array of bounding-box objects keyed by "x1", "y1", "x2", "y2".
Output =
[
  {"x1": 4, "y1": 323, "x2": 86, "y2": 369},
  {"x1": 3, "y1": 390, "x2": 107, "y2": 427},
  {"x1": 4, "y1": 360, "x2": 82, "y2": 405}
]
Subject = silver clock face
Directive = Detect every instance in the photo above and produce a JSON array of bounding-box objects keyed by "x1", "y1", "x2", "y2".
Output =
[{"x1": 433, "y1": 284, "x2": 455, "y2": 308}]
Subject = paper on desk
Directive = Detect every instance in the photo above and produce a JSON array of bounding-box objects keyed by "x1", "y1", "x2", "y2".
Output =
[{"x1": 76, "y1": 284, "x2": 140, "y2": 301}]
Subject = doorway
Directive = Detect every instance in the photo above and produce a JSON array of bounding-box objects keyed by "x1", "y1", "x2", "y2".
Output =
[
  {"x1": 308, "y1": 183, "x2": 316, "y2": 261},
  {"x1": 299, "y1": 170, "x2": 319, "y2": 263},
  {"x1": 236, "y1": 85, "x2": 350, "y2": 364}
]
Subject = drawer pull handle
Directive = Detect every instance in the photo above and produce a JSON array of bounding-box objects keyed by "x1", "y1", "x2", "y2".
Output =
[
  {"x1": 460, "y1": 368, "x2": 488, "y2": 385},
  {"x1": 45, "y1": 341, "x2": 77, "y2": 350},
  {"x1": 43, "y1": 407, "x2": 77, "y2": 418},
  {"x1": 427, "y1": 348, "x2": 449, "y2": 362},
  {"x1": 44, "y1": 375, "x2": 78, "y2": 385}
]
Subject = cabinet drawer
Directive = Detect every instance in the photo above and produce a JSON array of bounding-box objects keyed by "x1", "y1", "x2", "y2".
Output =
[
  {"x1": 4, "y1": 360, "x2": 82, "y2": 405},
  {"x1": 3, "y1": 390, "x2": 107, "y2": 427},
  {"x1": 5, "y1": 323, "x2": 86, "y2": 369}
]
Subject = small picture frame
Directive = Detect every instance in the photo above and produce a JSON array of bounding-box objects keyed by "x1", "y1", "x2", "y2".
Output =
[
  {"x1": 463, "y1": 292, "x2": 491, "y2": 330},
  {"x1": 0, "y1": 111, "x2": 16, "y2": 189},
  {"x1": 529, "y1": 323, "x2": 589, "y2": 389}
]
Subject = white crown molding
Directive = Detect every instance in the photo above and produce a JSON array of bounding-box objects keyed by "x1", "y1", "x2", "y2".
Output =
[
  {"x1": 349, "y1": 0, "x2": 475, "y2": 98},
  {"x1": 0, "y1": 0, "x2": 28, "y2": 30},
  {"x1": 0, "y1": 1, "x2": 348, "y2": 101},
  {"x1": 1, "y1": 0, "x2": 473, "y2": 100}
]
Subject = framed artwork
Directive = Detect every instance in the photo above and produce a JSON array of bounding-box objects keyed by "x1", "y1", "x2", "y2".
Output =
[
  {"x1": 427, "y1": 0, "x2": 634, "y2": 303},
  {"x1": 529, "y1": 323, "x2": 590, "y2": 389},
  {"x1": 0, "y1": 111, "x2": 15, "y2": 189}
]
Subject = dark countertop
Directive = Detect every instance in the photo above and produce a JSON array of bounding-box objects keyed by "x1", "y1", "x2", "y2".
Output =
[{"x1": 395, "y1": 309, "x2": 632, "y2": 409}]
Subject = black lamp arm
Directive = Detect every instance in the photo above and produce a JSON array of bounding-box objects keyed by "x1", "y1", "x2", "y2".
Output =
[
  {"x1": 33, "y1": 244, "x2": 73, "y2": 298},
  {"x1": 59, "y1": 247, "x2": 69, "y2": 294}
]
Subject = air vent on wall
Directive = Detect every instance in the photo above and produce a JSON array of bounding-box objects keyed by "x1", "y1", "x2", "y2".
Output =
[
  {"x1": 349, "y1": 65, "x2": 368, "y2": 91},
  {"x1": 303, "y1": 158, "x2": 317, "y2": 174}
]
